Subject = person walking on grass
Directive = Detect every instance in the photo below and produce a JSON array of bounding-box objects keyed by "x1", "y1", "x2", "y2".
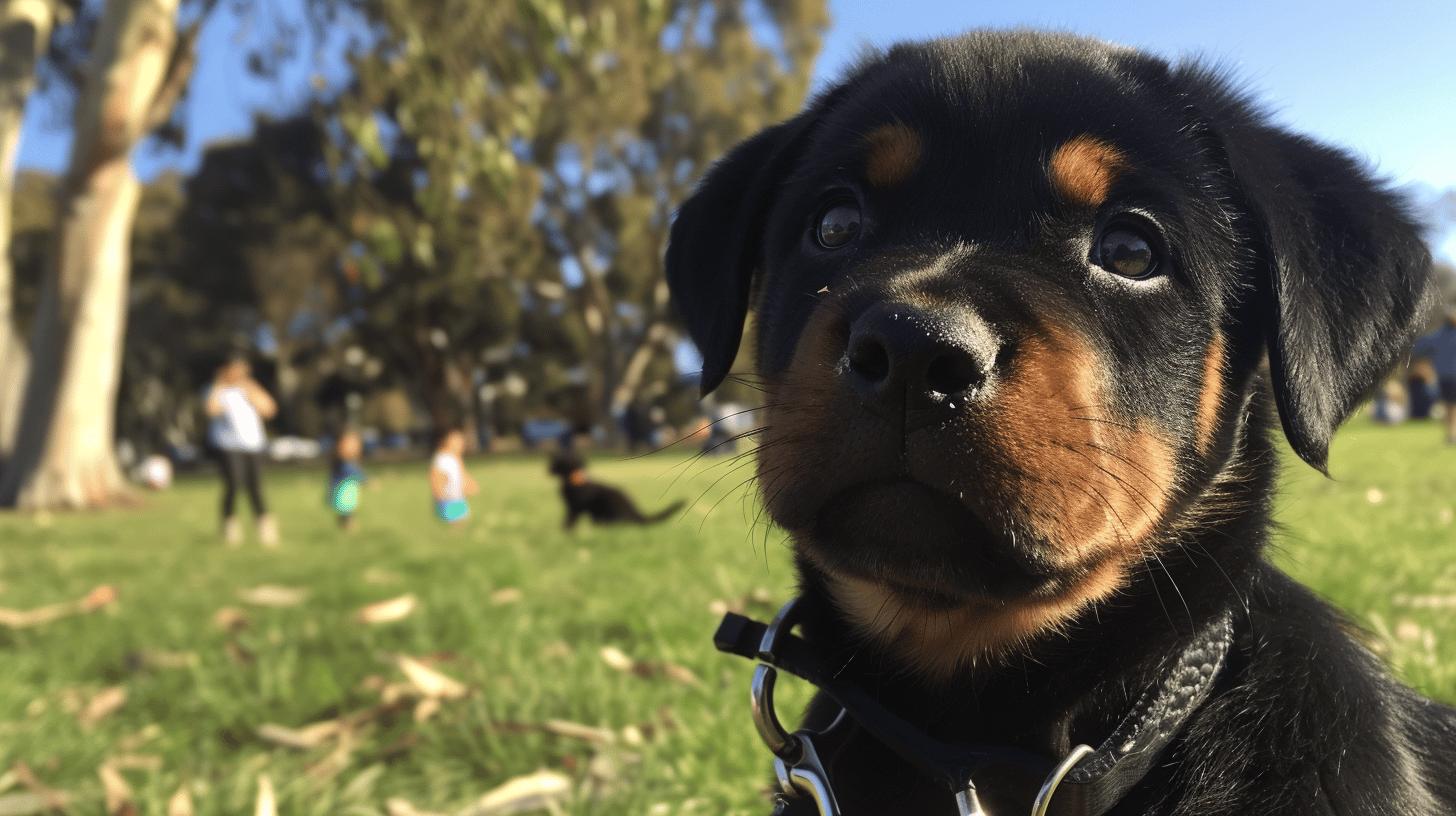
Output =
[
  {"x1": 430, "y1": 426, "x2": 476, "y2": 524},
  {"x1": 1413, "y1": 309, "x2": 1456, "y2": 445},
  {"x1": 327, "y1": 428, "x2": 368, "y2": 531},
  {"x1": 206, "y1": 353, "x2": 278, "y2": 545}
]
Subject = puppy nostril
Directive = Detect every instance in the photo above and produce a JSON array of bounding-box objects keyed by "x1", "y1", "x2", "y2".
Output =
[
  {"x1": 925, "y1": 351, "x2": 980, "y2": 397},
  {"x1": 849, "y1": 336, "x2": 891, "y2": 383}
]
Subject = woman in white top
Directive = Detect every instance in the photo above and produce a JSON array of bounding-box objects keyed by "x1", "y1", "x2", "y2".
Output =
[{"x1": 206, "y1": 354, "x2": 279, "y2": 545}]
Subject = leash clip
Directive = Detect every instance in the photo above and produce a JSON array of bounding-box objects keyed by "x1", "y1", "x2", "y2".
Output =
[{"x1": 751, "y1": 598, "x2": 845, "y2": 816}]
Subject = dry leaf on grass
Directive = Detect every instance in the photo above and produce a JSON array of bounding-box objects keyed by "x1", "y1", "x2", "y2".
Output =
[
  {"x1": 254, "y1": 775, "x2": 277, "y2": 816},
  {"x1": 108, "y1": 755, "x2": 162, "y2": 772},
  {"x1": 599, "y1": 647, "x2": 700, "y2": 686},
  {"x1": 212, "y1": 607, "x2": 250, "y2": 632},
  {"x1": 456, "y1": 769, "x2": 572, "y2": 816},
  {"x1": 257, "y1": 721, "x2": 341, "y2": 750},
  {"x1": 655, "y1": 663, "x2": 701, "y2": 686},
  {"x1": 80, "y1": 686, "x2": 128, "y2": 728},
  {"x1": 599, "y1": 647, "x2": 634, "y2": 672},
  {"x1": 385, "y1": 798, "x2": 445, "y2": 816},
  {"x1": 397, "y1": 656, "x2": 468, "y2": 699},
  {"x1": 585, "y1": 750, "x2": 640, "y2": 797},
  {"x1": 355, "y1": 594, "x2": 418, "y2": 625},
  {"x1": 9, "y1": 765, "x2": 67, "y2": 812},
  {"x1": 116, "y1": 724, "x2": 162, "y2": 752},
  {"x1": 99, "y1": 764, "x2": 136, "y2": 816},
  {"x1": 0, "y1": 793, "x2": 55, "y2": 816},
  {"x1": 166, "y1": 786, "x2": 194, "y2": 816},
  {"x1": 543, "y1": 720, "x2": 616, "y2": 746},
  {"x1": 339, "y1": 765, "x2": 384, "y2": 803},
  {"x1": 0, "y1": 584, "x2": 117, "y2": 629},
  {"x1": 413, "y1": 697, "x2": 441, "y2": 724},
  {"x1": 237, "y1": 585, "x2": 309, "y2": 608},
  {"x1": 304, "y1": 729, "x2": 356, "y2": 783},
  {"x1": 489, "y1": 587, "x2": 522, "y2": 606}
]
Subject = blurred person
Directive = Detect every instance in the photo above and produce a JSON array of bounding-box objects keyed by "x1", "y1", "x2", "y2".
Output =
[
  {"x1": 1372, "y1": 378, "x2": 1407, "y2": 424},
  {"x1": 206, "y1": 354, "x2": 278, "y2": 545},
  {"x1": 137, "y1": 454, "x2": 174, "y2": 490},
  {"x1": 430, "y1": 426, "x2": 476, "y2": 524},
  {"x1": 1407, "y1": 358, "x2": 1438, "y2": 420},
  {"x1": 1413, "y1": 309, "x2": 1456, "y2": 444},
  {"x1": 327, "y1": 428, "x2": 368, "y2": 531}
]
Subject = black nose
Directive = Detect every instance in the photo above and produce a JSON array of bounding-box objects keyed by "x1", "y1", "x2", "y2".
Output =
[{"x1": 845, "y1": 302, "x2": 996, "y2": 411}]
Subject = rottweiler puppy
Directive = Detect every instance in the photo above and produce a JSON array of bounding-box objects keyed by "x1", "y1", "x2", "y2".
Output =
[
  {"x1": 667, "y1": 30, "x2": 1453, "y2": 816},
  {"x1": 548, "y1": 451, "x2": 684, "y2": 530}
]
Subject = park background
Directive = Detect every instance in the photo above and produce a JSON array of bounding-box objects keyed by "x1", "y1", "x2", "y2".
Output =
[{"x1": 0, "y1": 0, "x2": 1454, "y2": 814}]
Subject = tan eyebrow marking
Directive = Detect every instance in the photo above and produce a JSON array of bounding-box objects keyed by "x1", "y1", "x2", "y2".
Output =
[
  {"x1": 864, "y1": 123, "x2": 923, "y2": 188},
  {"x1": 1048, "y1": 135, "x2": 1127, "y2": 207}
]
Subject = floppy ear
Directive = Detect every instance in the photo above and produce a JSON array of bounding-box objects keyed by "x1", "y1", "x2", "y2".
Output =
[
  {"x1": 1212, "y1": 107, "x2": 1435, "y2": 471},
  {"x1": 666, "y1": 112, "x2": 823, "y2": 395}
]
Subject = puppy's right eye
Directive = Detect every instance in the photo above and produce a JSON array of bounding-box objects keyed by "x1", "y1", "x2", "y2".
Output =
[{"x1": 816, "y1": 202, "x2": 861, "y2": 249}]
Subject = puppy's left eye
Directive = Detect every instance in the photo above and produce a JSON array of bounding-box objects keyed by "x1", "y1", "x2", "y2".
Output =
[
  {"x1": 816, "y1": 202, "x2": 861, "y2": 249},
  {"x1": 1096, "y1": 226, "x2": 1159, "y2": 279}
]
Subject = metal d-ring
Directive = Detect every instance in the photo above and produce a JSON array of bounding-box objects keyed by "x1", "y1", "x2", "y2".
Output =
[
  {"x1": 1030, "y1": 743, "x2": 1095, "y2": 816},
  {"x1": 751, "y1": 663, "x2": 800, "y2": 760},
  {"x1": 751, "y1": 597, "x2": 807, "y2": 760},
  {"x1": 758, "y1": 596, "x2": 803, "y2": 659},
  {"x1": 751, "y1": 597, "x2": 849, "y2": 815}
]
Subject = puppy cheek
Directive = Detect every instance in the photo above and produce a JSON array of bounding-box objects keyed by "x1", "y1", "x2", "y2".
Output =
[
  {"x1": 1194, "y1": 331, "x2": 1227, "y2": 458},
  {"x1": 986, "y1": 326, "x2": 1177, "y2": 564},
  {"x1": 756, "y1": 306, "x2": 850, "y2": 526}
]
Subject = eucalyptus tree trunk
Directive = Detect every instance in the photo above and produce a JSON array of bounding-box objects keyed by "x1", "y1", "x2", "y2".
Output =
[
  {"x1": 0, "y1": 0, "x2": 58, "y2": 461},
  {"x1": 608, "y1": 278, "x2": 674, "y2": 417},
  {"x1": 0, "y1": 0, "x2": 194, "y2": 509}
]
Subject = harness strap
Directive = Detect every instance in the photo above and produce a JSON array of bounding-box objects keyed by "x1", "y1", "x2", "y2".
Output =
[{"x1": 715, "y1": 607, "x2": 1234, "y2": 816}]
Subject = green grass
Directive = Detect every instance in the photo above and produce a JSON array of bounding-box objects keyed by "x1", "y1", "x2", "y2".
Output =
[{"x1": 0, "y1": 419, "x2": 1452, "y2": 814}]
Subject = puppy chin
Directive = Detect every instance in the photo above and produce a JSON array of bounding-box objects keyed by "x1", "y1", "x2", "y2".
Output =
[
  {"x1": 810, "y1": 555, "x2": 1130, "y2": 679},
  {"x1": 796, "y1": 479, "x2": 1049, "y2": 603}
]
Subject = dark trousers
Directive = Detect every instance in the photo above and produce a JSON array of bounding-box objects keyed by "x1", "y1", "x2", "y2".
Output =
[{"x1": 217, "y1": 450, "x2": 268, "y2": 519}]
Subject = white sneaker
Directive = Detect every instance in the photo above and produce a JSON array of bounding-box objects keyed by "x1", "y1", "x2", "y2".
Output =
[
  {"x1": 258, "y1": 515, "x2": 279, "y2": 548},
  {"x1": 223, "y1": 517, "x2": 243, "y2": 547}
]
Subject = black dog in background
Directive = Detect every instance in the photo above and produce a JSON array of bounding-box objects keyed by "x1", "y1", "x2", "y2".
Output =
[
  {"x1": 548, "y1": 451, "x2": 683, "y2": 530},
  {"x1": 667, "y1": 29, "x2": 1453, "y2": 816}
]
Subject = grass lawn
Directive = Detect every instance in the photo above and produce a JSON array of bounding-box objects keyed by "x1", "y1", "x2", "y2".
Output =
[{"x1": 0, "y1": 419, "x2": 1453, "y2": 814}]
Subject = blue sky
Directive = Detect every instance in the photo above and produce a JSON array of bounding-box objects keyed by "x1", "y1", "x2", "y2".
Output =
[{"x1": 18, "y1": 0, "x2": 1456, "y2": 246}]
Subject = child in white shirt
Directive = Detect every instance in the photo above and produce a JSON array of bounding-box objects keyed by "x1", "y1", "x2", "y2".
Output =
[{"x1": 429, "y1": 427, "x2": 476, "y2": 523}]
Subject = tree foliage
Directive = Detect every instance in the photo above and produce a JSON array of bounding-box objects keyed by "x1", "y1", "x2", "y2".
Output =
[{"x1": 324, "y1": 0, "x2": 827, "y2": 433}]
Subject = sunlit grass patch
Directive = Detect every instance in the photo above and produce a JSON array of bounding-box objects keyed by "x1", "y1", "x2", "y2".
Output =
[{"x1": 0, "y1": 419, "x2": 1451, "y2": 813}]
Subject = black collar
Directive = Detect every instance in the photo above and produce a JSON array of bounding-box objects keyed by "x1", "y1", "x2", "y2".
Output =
[{"x1": 715, "y1": 599, "x2": 1234, "y2": 815}]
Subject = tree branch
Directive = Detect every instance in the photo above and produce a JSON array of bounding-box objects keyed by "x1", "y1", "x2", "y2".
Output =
[{"x1": 142, "y1": 0, "x2": 214, "y2": 134}]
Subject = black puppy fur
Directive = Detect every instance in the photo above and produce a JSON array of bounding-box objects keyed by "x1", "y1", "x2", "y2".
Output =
[
  {"x1": 667, "y1": 30, "x2": 1453, "y2": 815},
  {"x1": 548, "y1": 452, "x2": 683, "y2": 530}
]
